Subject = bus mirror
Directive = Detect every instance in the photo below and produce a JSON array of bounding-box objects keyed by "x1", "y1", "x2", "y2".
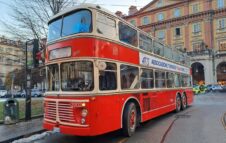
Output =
[{"x1": 97, "y1": 61, "x2": 107, "y2": 70}]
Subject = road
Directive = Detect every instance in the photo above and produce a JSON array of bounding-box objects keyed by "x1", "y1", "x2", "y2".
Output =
[{"x1": 13, "y1": 92, "x2": 226, "y2": 143}]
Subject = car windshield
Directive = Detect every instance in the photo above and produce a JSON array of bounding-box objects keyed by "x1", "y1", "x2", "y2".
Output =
[{"x1": 48, "y1": 10, "x2": 92, "y2": 42}]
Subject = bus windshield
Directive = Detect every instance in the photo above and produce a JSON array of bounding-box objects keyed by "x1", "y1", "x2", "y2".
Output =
[
  {"x1": 47, "y1": 64, "x2": 60, "y2": 91},
  {"x1": 47, "y1": 61, "x2": 94, "y2": 92},
  {"x1": 48, "y1": 10, "x2": 92, "y2": 41},
  {"x1": 61, "y1": 61, "x2": 94, "y2": 91}
]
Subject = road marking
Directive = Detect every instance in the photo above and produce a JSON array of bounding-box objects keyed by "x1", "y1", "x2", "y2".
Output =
[
  {"x1": 221, "y1": 112, "x2": 226, "y2": 130},
  {"x1": 117, "y1": 138, "x2": 128, "y2": 143}
]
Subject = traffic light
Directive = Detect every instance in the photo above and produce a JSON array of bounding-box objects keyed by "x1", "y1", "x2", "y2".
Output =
[{"x1": 32, "y1": 39, "x2": 39, "y2": 68}]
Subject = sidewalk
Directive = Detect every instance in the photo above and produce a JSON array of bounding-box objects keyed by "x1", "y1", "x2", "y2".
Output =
[{"x1": 0, "y1": 118, "x2": 44, "y2": 143}]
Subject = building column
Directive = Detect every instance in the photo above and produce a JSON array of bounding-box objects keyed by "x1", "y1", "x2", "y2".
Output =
[
  {"x1": 204, "y1": 58, "x2": 215, "y2": 84},
  {"x1": 204, "y1": 14, "x2": 214, "y2": 49},
  {"x1": 184, "y1": 1, "x2": 189, "y2": 15},
  {"x1": 184, "y1": 22, "x2": 190, "y2": 51},
  {"x1": 166, "y1": 24, "x2": 171, "y2": 46}
]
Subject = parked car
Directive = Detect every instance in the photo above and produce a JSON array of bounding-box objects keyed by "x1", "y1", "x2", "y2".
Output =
[
  {"x1": 31, "y1": 89, "x2": 43, "y2": 97},
  {"x1": 212, "y1": 84, "x2": 223, "y2": 91},
  {"x1": 0, "y1": 89, "x2": 7, "y2": 98},
  {"x1": 193, "y1": 85, "x2": 206, "y2": 95},
  {"x1": 20, "y1": 89, "x2": 43, "y2": 97},
  {"x1": 193, "y1": 85, "x2": 200, "y2": 94},
  {"x1": 206, "y1": 84, "x2": 223, "y2": 92}
]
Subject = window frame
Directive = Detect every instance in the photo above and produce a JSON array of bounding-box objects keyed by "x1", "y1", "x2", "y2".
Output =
[
  {"x1": 142, "y1": 16, "x2": 150, "y2": 25},
  {"x1": 118, "y1": 21, "x2": 138, "y2": 47},
  {"x1": 139, "y1": 32, "x2": 153, "y2": 52},
  {"x1": 192, "y1": 3, "x2": 199, "y2": 13},
  {"x1": 154, "y1": 70, "x2": 166, "y2": 88},
  {"x1": 193, "y1": 23, "x2": 201, "y2": 33},
  {"x1": 157, "y1": 13, "x2": 164, "y2": 21},
  {"x1": 130, "y1": 19, "x2": 136, "y2": 26},
  {"x1": 174, "y1": 8, "x2": 181, "y2": 17},
  {"x1": 140, "y1": 68, "x2": 154, "y2": 89},
  {"x1": 218, "y1": 18, "x2": 225, "y2": 30},
  {"x1": 48, "y1": 9, "x2": 93, "y2": 42},
  {"x1": 98, "y1": 62, "x2": 117, "y2": 91},
  {"x1": 166, "y1": 72, "x2": 175, "y2": 88},
  {"x1": 60, "y1": 61, "x2": 94, "y2": 92},
  {"x1": 157, "y1": 30, "x2": 165, "y2": 40},
  {"x1": 120, "y1": 64, "x2": 139, "y2": 90},
  {"x1": 217, "y1": 0, "x2": 225, "y2": 9},
  {"x1": 175, "y1": 27, "x2": 181, "y2": 37},
  {"x1": 96, "y1": 12, "x2": 117, "y2": 39}
]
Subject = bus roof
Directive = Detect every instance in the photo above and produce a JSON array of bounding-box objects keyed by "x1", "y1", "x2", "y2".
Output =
[{"x1": 49, "y1": 4, "x2": 118, "y2": 24}]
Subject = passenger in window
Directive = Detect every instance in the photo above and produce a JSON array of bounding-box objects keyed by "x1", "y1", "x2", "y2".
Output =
[
  {"x1": 99, "y1": 70, "x2": 116, "y2": 90},
  {"x1": 73, "y1": 17, "x2": 89, "y2": 33},
  {"x1": 67, "y1": 75, "x2": 85, "y2": 91},
  {"x1": 121, "y1": 32, "x2": 130, "y2": 44},
  {"x1": 121, "y1": 75, "x2": 128, "y2": 89}
]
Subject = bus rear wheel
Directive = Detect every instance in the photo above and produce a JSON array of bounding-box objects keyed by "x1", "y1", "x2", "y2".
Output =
[
  {"x1": 175, "y1": 95, "x2": 181, "y2": 113},
  {"x1": 181, "y1": 94, "x2": 187, "y2": 110},
  {"x1": 123, "y1": 102, "x2": 137, "y2": 137}
]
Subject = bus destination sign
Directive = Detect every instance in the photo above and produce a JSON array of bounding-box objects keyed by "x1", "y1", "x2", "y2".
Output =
[{"x1": 140, "y1": 53, "x2": 190, "y2": 75}]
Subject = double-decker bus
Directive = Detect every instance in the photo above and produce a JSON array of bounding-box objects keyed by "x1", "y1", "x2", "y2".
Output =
[{"x1": 43, "y1": 4, "x2": 193, "y2": 137}]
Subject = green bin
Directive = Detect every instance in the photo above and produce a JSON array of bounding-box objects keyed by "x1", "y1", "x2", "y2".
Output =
[{"x1": 3, "y1": 98, "x2": 19, "y2": 124}]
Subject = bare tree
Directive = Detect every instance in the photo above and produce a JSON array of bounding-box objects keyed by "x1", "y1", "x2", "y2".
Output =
[{"x1": 1, "y1": 0, "x2": 79, "y2": 40}]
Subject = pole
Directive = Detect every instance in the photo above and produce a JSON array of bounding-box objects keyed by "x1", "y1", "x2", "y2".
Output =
[{"x1": 25, "y1": 41, "x2": 31, "y2": 120}]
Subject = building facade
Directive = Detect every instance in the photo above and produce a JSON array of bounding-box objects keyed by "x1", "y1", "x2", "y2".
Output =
[
  {"x1": 122, "y1": 0, "x2": 226, "y2": 85},
  {"x1": 0, "y1": 36, "x2": 24, "y2": 87}
]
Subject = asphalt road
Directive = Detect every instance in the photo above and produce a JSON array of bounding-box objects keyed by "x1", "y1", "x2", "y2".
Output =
[{"x1": 14, "y1": 92, "x2": 226, "y2": 143}]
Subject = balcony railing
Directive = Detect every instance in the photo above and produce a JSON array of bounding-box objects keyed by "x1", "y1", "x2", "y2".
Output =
[{"x1": 187, "y1": 49, "x2": 212, "y2": 57}]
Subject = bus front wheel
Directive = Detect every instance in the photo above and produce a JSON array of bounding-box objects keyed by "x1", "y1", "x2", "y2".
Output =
[{"x1": 123, "y1": 102, "x2": 137, "y2": 137}]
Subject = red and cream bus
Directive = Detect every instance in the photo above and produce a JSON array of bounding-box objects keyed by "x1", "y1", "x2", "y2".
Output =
[{"x1": 43, "y1": 4, "x2": 193, "y2": 137}]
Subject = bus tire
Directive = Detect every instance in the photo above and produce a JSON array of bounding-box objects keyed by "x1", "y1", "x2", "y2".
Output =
[
  {"x1": 175, "y1": 95, "x2": 181, "y2": 113},
  {"x1": 181, "y1": 94, "x2": 187, "y2": 110},
  {"x1": 123, "y1": 102, "x2": 137, "y2": 137}
]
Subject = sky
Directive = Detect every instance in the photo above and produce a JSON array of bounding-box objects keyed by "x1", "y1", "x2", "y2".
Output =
[{"x1": 0, "y1": 0, "x2": 152, "y2": 37}]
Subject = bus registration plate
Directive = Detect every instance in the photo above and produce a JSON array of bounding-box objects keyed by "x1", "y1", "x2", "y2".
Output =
[{"x1": 53, "y1": 127, "x2": 60, "y2": 133}]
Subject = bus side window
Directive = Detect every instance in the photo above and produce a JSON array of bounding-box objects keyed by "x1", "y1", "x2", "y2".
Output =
[
  {"x1": 119, "y1": 22, "x2": 138, "y2": 47},
  {"x1": 166, "y1": 72, "x2": 174, "y2": 88},
  {"x1": 120, "y1": 65, "x2": 139, "y2": 90},
  {"x1": 155, "y1": 70, "x2": 166, "y2": 88},
  {"x1": 174, "y1": 74, "x2": 181, "y2": 87},
  {"x1": 96, "y1": 12, "x2": 116, "y2": 38},
  {"x1": 139, "y1": 33, "x2": 153, "y2": 52},
  {"x1": 99, "y1": 62, "x2": 117, "y2": 91},
  {"x1": 141, "y1": 68, "x2": 154, "y2": 89}
]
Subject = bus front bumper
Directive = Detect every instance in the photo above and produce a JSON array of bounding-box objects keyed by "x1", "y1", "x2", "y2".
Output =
[{"x1": 43, "y1": 121, "x2": 91, "y2": 136}]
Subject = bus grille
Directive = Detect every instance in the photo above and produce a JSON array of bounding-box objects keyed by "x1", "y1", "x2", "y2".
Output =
[
  {"x1": 45, "y1": 101, "x2": 57, "y2": 121},
  {"x1": 58, "y1": 102, "x2": 75, "y2": 123},
  {"x1": 44, "y1": 99, "x2": 89, "y2": 127}
]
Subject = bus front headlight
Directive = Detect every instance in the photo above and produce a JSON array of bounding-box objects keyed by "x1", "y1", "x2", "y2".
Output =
[{"x1": 81, "y1": 108, "x2": 88, "y2": 117}]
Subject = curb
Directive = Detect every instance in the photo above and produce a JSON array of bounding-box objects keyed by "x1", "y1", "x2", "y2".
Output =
[{"x1": 1, "y1": 129, "x2": 46, "y2": 143}]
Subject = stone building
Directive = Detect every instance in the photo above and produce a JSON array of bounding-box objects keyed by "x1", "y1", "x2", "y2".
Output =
[
  {"x1": 0, "y1": 36, "x2": 24, "y2": 87},
  {"x1": 120, "y1": 0, "x2": 226, "y2": 85}
]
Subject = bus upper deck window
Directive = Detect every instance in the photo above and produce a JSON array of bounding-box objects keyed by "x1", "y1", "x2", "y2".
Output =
[
  {"x1": 62, "y1": 10, "x2": 92, "y2": 36},
  {"x1": 119, "y1": 22, "x2": 138, "y2": 47},
  {"x1": 72, "y1": 17, "x2": 90, "y2": 33}
]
